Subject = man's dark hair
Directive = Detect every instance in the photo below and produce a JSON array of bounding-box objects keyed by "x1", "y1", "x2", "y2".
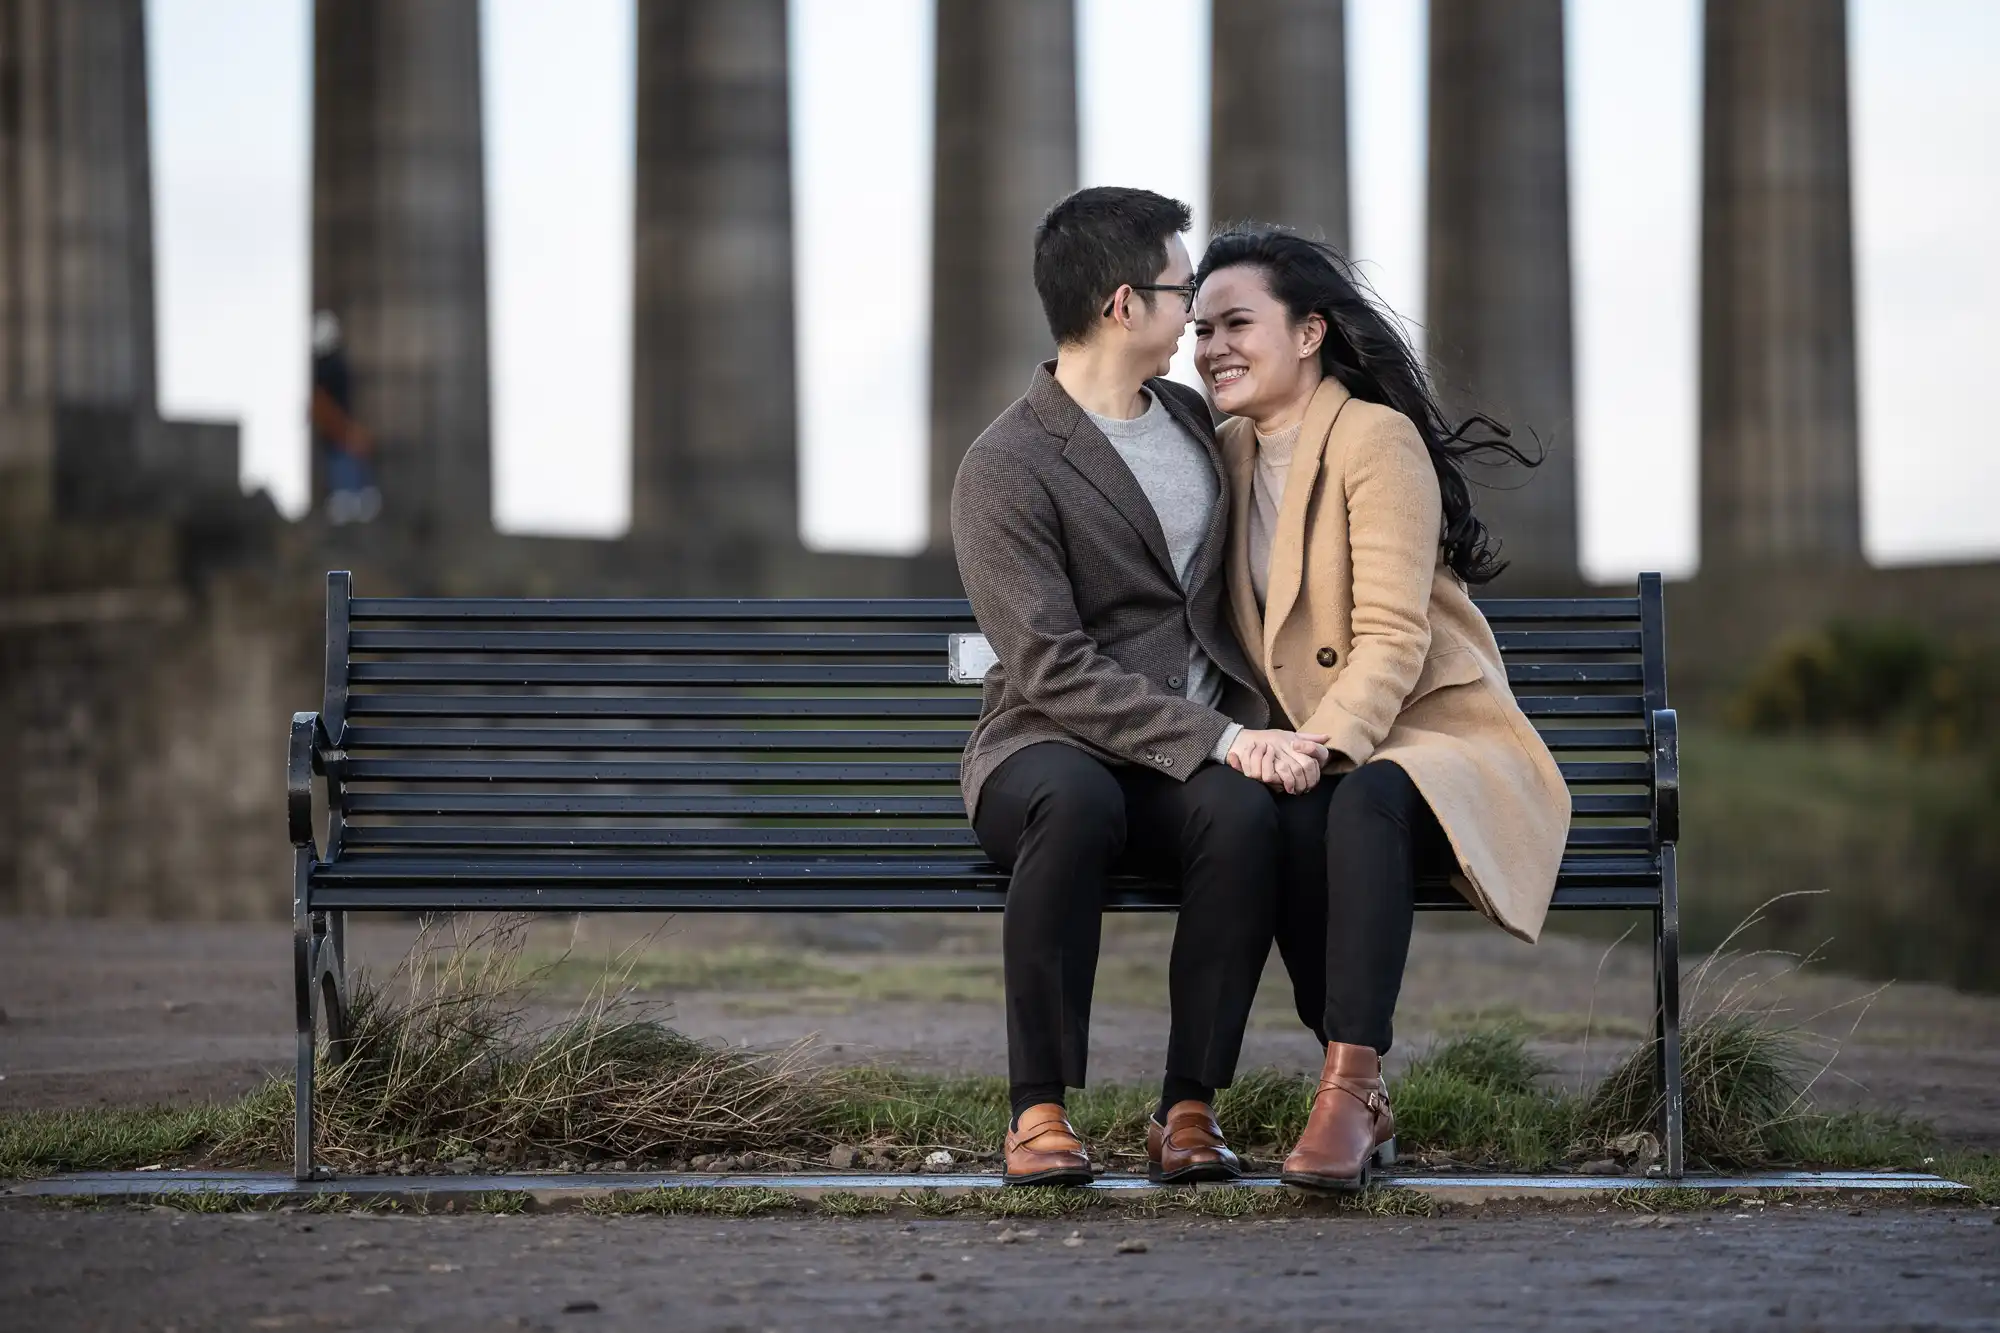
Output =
[{"x1": 1032, "y1": 186, "x2": 1192, "y2": 345}]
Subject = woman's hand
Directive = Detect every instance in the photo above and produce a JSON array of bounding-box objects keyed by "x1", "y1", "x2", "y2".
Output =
[{"x1": 1225, "y1": 729, "x2": 1331, "y2": 795}]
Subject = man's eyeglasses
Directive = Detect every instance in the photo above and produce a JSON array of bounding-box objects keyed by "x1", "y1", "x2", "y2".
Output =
[{"x1": 1102, "y1": 282, "x2": 1198, "y2": 318}]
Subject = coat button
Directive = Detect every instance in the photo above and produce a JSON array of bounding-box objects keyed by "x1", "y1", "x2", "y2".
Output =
[
  {"x1": 1167, "y1": 674, "x2": 1184, "y2": 690},
  {"x1": 1316, "y1": 647, "x2": 1338, "y2": 668}
]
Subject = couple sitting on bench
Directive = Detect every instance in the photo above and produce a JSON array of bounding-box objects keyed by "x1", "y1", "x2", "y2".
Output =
[{"x1": 951, "y1": 187, "x2": 1571, "y2": 1190}]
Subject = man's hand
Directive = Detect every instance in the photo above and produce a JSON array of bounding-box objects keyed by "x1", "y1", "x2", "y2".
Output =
[{"x1": 1225, "y1": 729, "x2": 1331, "y2": 795}]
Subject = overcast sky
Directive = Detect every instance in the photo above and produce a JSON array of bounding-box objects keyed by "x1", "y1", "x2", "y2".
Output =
[{"x1": 149, "y1": 0, "x2": 1999, "y2": 580}]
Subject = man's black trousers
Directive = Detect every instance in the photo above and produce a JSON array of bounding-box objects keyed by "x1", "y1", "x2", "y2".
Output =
[{"x1": 971, "y1": 741, "x2": 1281, "y2": 1093}]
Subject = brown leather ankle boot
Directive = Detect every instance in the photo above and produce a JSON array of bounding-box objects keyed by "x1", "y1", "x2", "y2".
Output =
[{"x1": 1280, "y1": 1042, "x2": 1396, "y2": 1192}]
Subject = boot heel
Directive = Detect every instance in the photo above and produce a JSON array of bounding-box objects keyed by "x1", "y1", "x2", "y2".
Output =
[{"x1": 1373, "y1": 1137, "x2": 1396, "y2": 1168}]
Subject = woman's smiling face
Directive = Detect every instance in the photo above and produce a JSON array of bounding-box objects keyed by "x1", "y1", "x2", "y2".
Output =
[{"x1": 1193, "y1": 264, "x2": 1323, "y2": 422}]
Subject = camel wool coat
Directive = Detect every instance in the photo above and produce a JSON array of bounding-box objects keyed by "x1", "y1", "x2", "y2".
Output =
[{"x1": 1220, "y1": 376, "x2": 1570, "y2": 942}]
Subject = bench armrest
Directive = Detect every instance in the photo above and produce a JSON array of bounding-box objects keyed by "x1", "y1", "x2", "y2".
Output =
[
  {"x1": 289, "y1": 712, "x2": 320, "y2": 852},
  {"x1": 1651, "y1": 707, "x2": 1680, "y2": 847}
]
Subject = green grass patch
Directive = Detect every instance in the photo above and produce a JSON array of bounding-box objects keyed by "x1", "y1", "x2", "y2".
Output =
[
  {"x1": 585, "y1": 1186, "x2": 796, "y2": 1217},
  {"x1": 0, "y1": 1104, "x2": 242, "y2": 1179}
]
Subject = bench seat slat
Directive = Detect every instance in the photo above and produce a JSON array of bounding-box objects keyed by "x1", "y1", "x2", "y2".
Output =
[
  {"x1": 345, "y1": 724, "x2": 1648, "y2": 752},
  {"x1": 340, "y1": 757, "x2": 1651, "y2": 785},
  {"x1": 343, "y1": 759, "x2": 964, "y2": 783},
  {"x1": 306, "y1": 882, "x2": 1662, "y2": 913},
  {"x1": 1491, "y1": 630, "x2": 1642, "y2": 652},
  {"x1": 349, "y1": 662, "x2": 952, "y2": 686},
  {"x1": 352, "y1": 628, "x2": 1642, "y2": 657},
  {"x1": 350, "y1": 596, "x2": 1642, "y2": 625},
  {"x1": 311, "y1": 852, "x2": 1659, "y2": 888},
  {"x1": 351, "y1": 597, "x2": 979, "y2": 622},
  {"x1": 350, "y1": 630, "x2": 953, "y2": 656},
  {"x1": 346, "y1": 791, "x2": 1659, "y2": 818},
  {"x1": 343, "y1": 727, "x2": 977, "y2": 751},
  {"x1": 1508, "y1": 663, "x2": 1644, "y2": 684},
  {"x1": 350, "y1": 662, "x2": 1645, "y2": 687},
  {"x1": 345, "y1": 792, "x2": 971, "y2": 816},
  {"x1": 1515, "y1": 696, "x2": 1645, "y2": 717},
  {"x1": 347, "y1": 694, "x2": 986, "y2": 720},
  {"x1": 339, "y1": 824, "x2": 1652, "y2": 852}
]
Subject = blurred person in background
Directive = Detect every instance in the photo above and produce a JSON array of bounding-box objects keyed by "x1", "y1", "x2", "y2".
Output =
[{"x1": 311, "y1": 310, "x2": 380, "y2": 524}]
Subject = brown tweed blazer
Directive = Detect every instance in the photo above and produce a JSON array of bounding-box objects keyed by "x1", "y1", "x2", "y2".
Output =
[{"x1": 949, "y1": 362, "x2": 1272, "y2": 819}]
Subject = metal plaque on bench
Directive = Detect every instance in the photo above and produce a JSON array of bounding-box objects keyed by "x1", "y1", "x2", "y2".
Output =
[{"x1": 947, "y1": 633, "x2": 997, "y2": 684}]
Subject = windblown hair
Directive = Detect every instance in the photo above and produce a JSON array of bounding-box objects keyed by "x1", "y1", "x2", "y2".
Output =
[
  {"x1": 1195, "y1": 226, "x2": 1537, "y2": 585},
  {"x1": 1033, "y1": 186, "x2": 1192, "y2": 345}
]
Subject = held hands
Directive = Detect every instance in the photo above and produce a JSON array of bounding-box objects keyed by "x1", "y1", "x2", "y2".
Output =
[{"x1": 1224, "y1": 729, "x2": 1332, "y2": 795}]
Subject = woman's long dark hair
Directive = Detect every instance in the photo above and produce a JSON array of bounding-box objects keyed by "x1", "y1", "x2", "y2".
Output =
[{"x1": 1194, "y1": 225, "x2": 1536, "y2": 585}]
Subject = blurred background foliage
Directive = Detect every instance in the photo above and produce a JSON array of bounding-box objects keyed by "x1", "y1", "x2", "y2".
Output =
[{"x1": 1637, "y1": 620, "x2": 2000, "y2": 991}]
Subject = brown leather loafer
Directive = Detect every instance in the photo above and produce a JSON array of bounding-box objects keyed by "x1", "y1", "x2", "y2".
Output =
[
  {"x1": 1146, "y1": 1100, "x2": 1243, "y2": 1184},
  {"x1": 1280, "y1": 1042, "x2": 1397, "y2": 1192},
  {"x1": 1004, "y1": 1103, "x2": 1092, "y2": 1186}
]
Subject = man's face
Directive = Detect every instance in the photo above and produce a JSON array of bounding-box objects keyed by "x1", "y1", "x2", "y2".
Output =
[{"x1": 1110, "y1": 235, "x2": 1195, "y2": 376}]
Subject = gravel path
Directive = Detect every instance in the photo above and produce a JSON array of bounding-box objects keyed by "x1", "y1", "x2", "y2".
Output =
[{"x1": 2, "y1": 1202, "x2": 1996, "y2": 1331}]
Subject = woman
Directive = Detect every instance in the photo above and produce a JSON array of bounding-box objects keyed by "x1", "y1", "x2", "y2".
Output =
[{"x1": 1191, "y1": 227, "x2": 1571, "y2": 1190}]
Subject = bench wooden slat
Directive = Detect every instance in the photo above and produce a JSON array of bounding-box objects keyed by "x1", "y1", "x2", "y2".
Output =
[
  {"x1": 342, "y1": 727, "x2": 978, "y2": 751},
  {"x1": 351, "y1": 597, "x2": 980, "y2": 622},
  {"x1": 1508, "y1": 663, "x2": 1644, "y2": 684},
  {"x1": 341, "y1": 757, "x2": 1652, "y2": 785},
  {"x1": 348, "y1": 662, "x2": 952, "y2": 686},
  {"x1": 347, "y1": 694, "x2": 986, "y2": 719},
  {"x1": 351, "y1": 595, "x2": 1643, "y2": 625},
  {"x1": 311, "y1": 852, "x2": 1661, "y2": 888},
  {"x1": 345, "y1": 790, "x2": 1662, "y2": 818},
  {"x1": 352, "y1": 627, "x2": 1645, "y2": 657},
  {"x1": 1468, "y1": 598, "x2": 1640, "y2": 621},
  {"x1": 343, "y1": 723, "x2": 1652, "y2": 752},
  {"x1": 343, "y1": 792, "x2": 971, "y2": 817},
  {"x1": 1491, "y1": 630, "x2": 1641, "y2": 652},
  {"x1": 350, "y1": 660, "x2": 1642, "y2": 687},
  {"x1": 349, "y1": 630, "x2": 954, "y2": 656},
  {"x1": 340, "y1": 823, "x2": 1655, "y2": 853},
  {"x1": 344, "y1": 759, "x2": 964, "y2": 784},
  {"x1": 1516, "y1": 695, "x2": 1645, "y2": 717}
]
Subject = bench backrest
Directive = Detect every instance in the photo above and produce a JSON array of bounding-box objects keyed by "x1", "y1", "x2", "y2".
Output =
[{"x1": 317, "y1": 571, "x2": 1670, "y2": 900}]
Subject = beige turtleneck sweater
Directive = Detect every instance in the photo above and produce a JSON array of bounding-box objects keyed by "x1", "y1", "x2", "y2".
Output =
[{"x1": 1248, "y1": 421, "x2": 1302, "y2": 610}]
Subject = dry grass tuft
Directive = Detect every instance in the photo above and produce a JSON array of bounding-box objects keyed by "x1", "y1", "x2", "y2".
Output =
[{"x1": 217, "y1": 917, "x2": 837, "y2": 1172}]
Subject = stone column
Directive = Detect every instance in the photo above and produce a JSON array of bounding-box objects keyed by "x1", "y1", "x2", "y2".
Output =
[
  {"x1": 1699, "y1": 0, "x2": 1861, "y2": 567},
  {"x1": 1209, "y1": 0, "x2": 1348, "y2": 248},
  {"x1": 1426, "y1": 0, "x2": 1578, "y2": 589},
  {"x1": 311, "y1": 0, "x2": 492, "y2": 540},
  {"x1": 929, "y1": 0, "x2": 1077, "y2": 551},
  {"x1": 1, "y1": 0, "x2": 240, "y2": 525},
  {"x1": 0, "y1": 0, "x2": 157, "y2": 410},
  {"x1": 629, "y1": 0, "x2": 797, "y2": 559}
]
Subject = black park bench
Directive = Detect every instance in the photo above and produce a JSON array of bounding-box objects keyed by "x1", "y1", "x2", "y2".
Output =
[{"x1": 289, "y1": 570, "x2": 1684, "y2": 1181}]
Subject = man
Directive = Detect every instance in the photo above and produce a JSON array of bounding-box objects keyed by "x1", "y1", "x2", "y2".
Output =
[{"x1": 951, "y1": 187, "x2": 1329, "y2": 1186}]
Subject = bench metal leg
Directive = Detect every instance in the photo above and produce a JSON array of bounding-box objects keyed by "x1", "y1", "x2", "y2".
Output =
[
  {"x1": 1654, "y1": 846, "x2": 1686, "y2": 1178},
  {"x1": 291, "y1": 851, "x2": 322, "y2": 1181},
  {"x1": 313, "y1": 911, "x2": 352, "y2": 1065}
]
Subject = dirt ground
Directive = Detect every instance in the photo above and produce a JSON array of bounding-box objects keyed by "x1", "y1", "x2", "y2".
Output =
[
  {"x1": 4, "y1": 914, "x2": 2000, "y2": 1331},
  {"x1": 4, "y1": 913, "x2": 1999, "y2": 1148},
  {"x1": 2, "y1": 1203, "x2": 1997, "y2": 1332}
]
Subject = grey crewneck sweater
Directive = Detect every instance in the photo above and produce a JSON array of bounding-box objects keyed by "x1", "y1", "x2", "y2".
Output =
[{"x1": 1084, "y1": 389, "x2": 1242, "y2": 762}]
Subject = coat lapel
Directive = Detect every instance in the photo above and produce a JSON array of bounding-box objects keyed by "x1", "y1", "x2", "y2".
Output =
[
  {"x1": 1261, "y1": 377, "x2": 1353, "y2": 664},
  {"x1": 1024, "y1": 363, "x2": 1177, "y2": 583},
  {"x1": 1218, "y1": 417, "x2": 1266, "y2": 680},
  {"x1": 1060, "y1": 420, "x2": 1176, "y2": 580}
]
